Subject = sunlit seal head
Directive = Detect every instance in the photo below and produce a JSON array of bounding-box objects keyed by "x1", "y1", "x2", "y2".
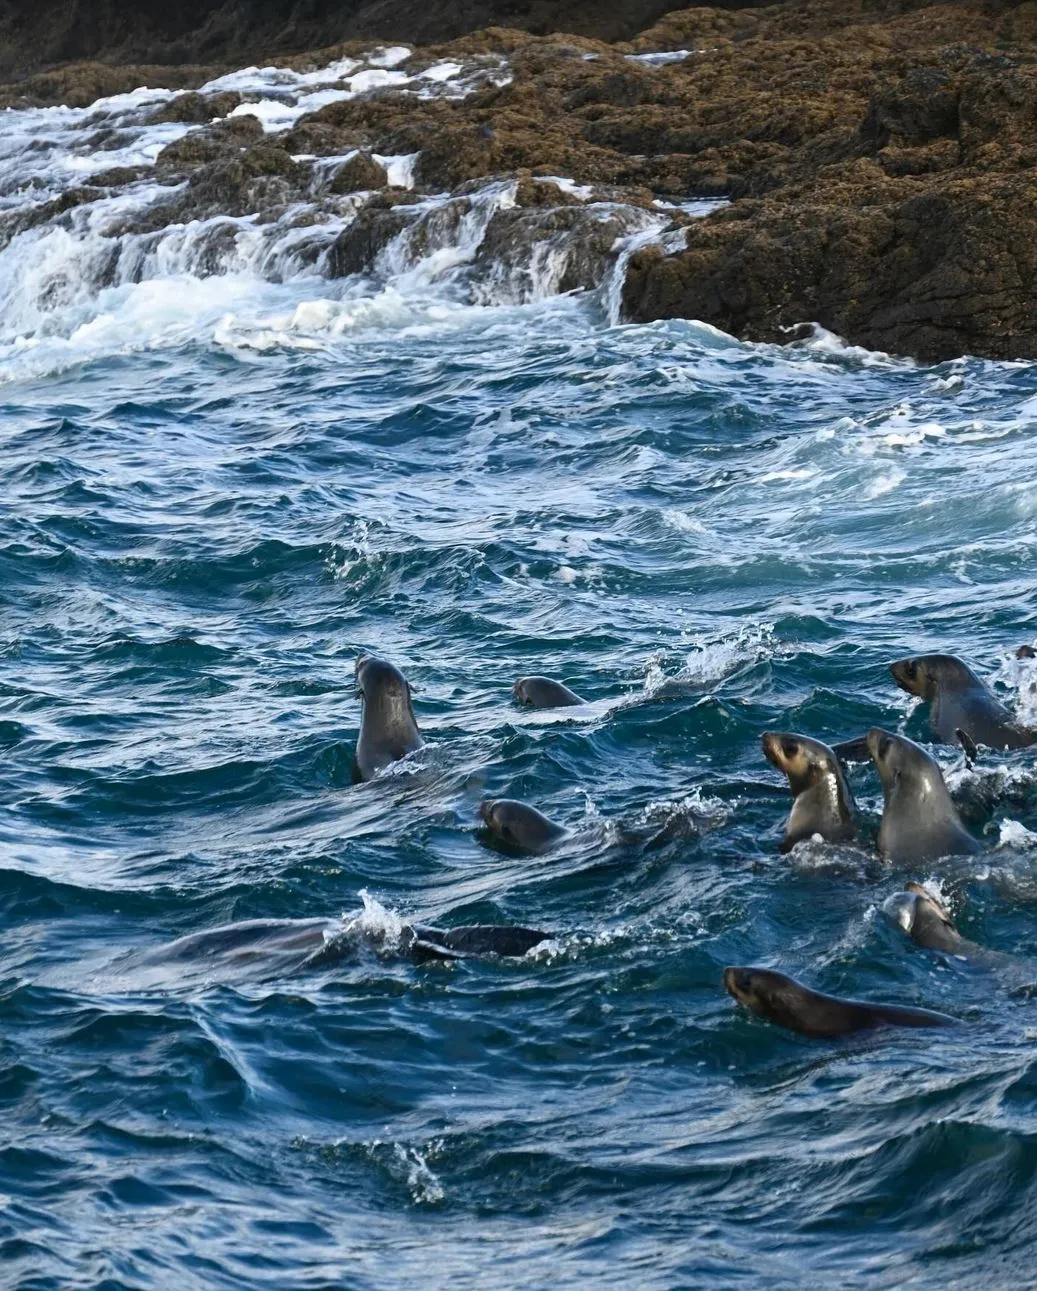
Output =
[
  {"x1": 512, "y1": 676, "x2": 585, "y2": 708},
  {"x1": 723, "y1": 965, "x2": 957, "y2": 1038},
  {"x1": 761, "y1": 731, "x2": 857, "y2": 852},
  {"x1": 889, "y1": 652, "x2": 1033, "y2": 749},
  {"x1": 866, "y1": 727, "x2": 981, "y2": 863},
  {"x1": 477, "y1": 798, "x2": 567, "y2": 854},
  {"x1": 882, "y1": 882, "x2": 967, "y2": 954},
  {"x1": 352, "y1": 654, "x2": 424, "y2": 783}
]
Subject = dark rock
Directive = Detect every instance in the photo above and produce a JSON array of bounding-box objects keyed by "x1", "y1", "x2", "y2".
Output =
[
  {"x1": 327, "y1": 206, "x2": 415, "y2": 277},
  {"x1": 148, "y1": 90, "x2": 244, "y2": 123},
  {"x1": 329, "y1": 151, "x2": 388, "y2": 193},
  {"x1": 473, "y1": 201, "x2": 655, "y2": 300},
  {"x1": 622, "y1": 176, "x2": 1037, "y2": 363}
]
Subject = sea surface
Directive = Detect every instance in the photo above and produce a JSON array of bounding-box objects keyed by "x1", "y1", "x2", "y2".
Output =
[{"x1": 3, "y1": 52, "x2": 1037, "y2": 1291}]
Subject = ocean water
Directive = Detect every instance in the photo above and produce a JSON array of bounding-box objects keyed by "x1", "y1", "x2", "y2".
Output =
[{"x1": 3, "y1": 54, "x2": 1037, "y2": 1291}]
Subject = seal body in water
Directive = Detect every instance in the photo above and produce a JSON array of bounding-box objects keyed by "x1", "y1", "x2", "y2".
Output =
[
  {"x1": 352, "y1": 653, "x2": 423, "y2": 783},
  {"x1": 478, "y1": 798, "x2": 568, "y2": 854},
  {"x1": 143, "y1": 917, "x2": 549, "y2": 971},
  {"x1": 513, "y1": 676, "x2": 585, "y2": 708},
  {"x1": 867, "y1": 727, "x2": 981, "y2": 863},
  {"x1": 723, "y1": 966, "x2": 958, "y2": 1038},
  {"x1": 889, "y1": 653, "x2": 1034, "y2": 749},
  {"x1": 883, "y1": 883, "x2": 974, "y2": 955},
  {"x1": 761, "y1": 731, "x2": 857, "y2": 852}
]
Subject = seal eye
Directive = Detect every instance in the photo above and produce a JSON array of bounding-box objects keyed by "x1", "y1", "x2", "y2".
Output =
[{"x1": 782, "y1": 739, "x2": 798, "y2": 759}]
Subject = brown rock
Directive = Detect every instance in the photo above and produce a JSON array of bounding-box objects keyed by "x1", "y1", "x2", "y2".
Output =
[
  {"x1": 329, "y1": 151, "x2": 389, "y2": 193},
  {"x1": 622, "y1": 176, "x2": 1037, "y2": 363}
]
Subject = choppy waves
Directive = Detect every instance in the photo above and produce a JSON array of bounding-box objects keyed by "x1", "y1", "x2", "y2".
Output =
[{"x1": 2, "y1": 52, "x2": 1037, "y2": 1291}]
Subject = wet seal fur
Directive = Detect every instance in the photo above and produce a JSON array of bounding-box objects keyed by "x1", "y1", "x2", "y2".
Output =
[
  {"x1": 883, "y1": 882, "x2": 974, "y2": 956},
  {"x1": 513, "y1": 676, "x2": 585, "y2": 708},
  {"x1": 761, "y1": 731, "x2": 857, "y2": 852},
  {"x1": 478, "y1": 798, "x2": 568, "y2": 854},
  {"x1": 867, "y1": 727, "x2": 981, "y2": 863},
  {"x1": 723, "y1": 966, "x2": 958, "y2": 1038},
  {"x1": 352, "y1": 653, "x2": 423, "y2": 783},
  {"x1": 890, "y1": 653, "x2": 1034, "y2": 749}
]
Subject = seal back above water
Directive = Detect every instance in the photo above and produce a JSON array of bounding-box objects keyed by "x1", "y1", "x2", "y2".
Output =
[
  {"x1": 761, "y1": 731, "x2": 857, "y2": 852},
  {"x1": 724, "y1": 966, "x2": 958, "y2": 1038},
  {"x1": 352, "y1": 653, "x2": 424, "y2": 783}
]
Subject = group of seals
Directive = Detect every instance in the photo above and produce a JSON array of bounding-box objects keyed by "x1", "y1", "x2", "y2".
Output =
[
  {"x1": 162, "y1": 644, "x2": 1033, "y2": 1020},
  {"x1": 731, "y1": 649, "x2": 1037, "y2": 1037}
]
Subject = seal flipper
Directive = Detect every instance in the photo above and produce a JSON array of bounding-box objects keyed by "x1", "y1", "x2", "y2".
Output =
[
  {"x1": 409, "y1": 937, "x2": 463, "y2": 965},
  {"x1": 955, "y1": 728, "x2": 978, "y2": 769},
  {"x1": 831, "y1": 736, "x2": 870, "y2": 764}
]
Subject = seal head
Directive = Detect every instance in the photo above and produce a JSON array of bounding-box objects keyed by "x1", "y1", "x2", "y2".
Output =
[
  {"x1": 723, "y1": 965, "x2": 958, "y2": 1038},
  {"x1": 889, "y1": 653, "x2": 1033, "y2": 749},
  {"x1": 882, "y1": 882, "x2": 966, "y2": 954},
  {"x1": 866, "y1": 727, "x2": 981, "y2": 863},
  {"x1": 761, "y1": 731, "x2": 857, "y2": 852},
  {"x1": 478, "y1": 798, "x2": 567, "y2": 854},
  {"x1": 352, "y1": 654, "x2": 424, "y2": 783},
  {"x1": 513, "y1": 676, "x2": 585, "y2": 708}
]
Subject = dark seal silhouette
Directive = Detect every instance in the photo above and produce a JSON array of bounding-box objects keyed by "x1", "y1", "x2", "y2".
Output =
[
  {"x1": 352, "y1": 653, "x2": 424, "y2": 783},
  {"x1": 724, "y1": 966, "x2": 958, "y2": 1038},
  {"x1": 513, "y1": 676, "x2": 585, "y2": 708}
]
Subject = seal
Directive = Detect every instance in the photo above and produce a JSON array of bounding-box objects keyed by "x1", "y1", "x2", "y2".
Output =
[
  {"x1": 761, "y1": 731, "x2": 857, "y2": 852},
  {"x1": 478, "y1": 798, "x2": 568, "y2": 854},
  {"x1": 889, "y1": 653, "x2": 1034, "y2": 749},
  {"x1": 723, "y1": 966, "x2": 958, "y2": 1038},
  {"x1": 408, "y1": 924, "x2": 550, "y2": 961},
  {"x1": 882, "y1": 882, "x2": 973, "y2": 955},
  {"x1": 352, "y1": 653, "x2": 424, "y2": 783},
  {"x1": 867, "y1": 727, "x2": 981, "y2": 862},
  {"x1": 513, "y1": 676, "x2": 585, "y2": 708},
  {"x1": 143, "y1": 917, "x2": 549, "y2": 971}
]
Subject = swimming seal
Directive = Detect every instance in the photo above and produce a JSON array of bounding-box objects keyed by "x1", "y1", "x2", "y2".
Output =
[
  {"x1": 478, "y1": 798, "x2": 567, "y2": 854},
  {"x1": 889, "y1": 653, "x2": 1034, "y2": 750},
  {"x1": 408, "y1": 924, "x2": 550, "y2": 962},
  {"x1": 513, "y1": 676, "x2": 585, "y2": 708},
  {"x1": 761, "y1": 731, "x2": 857, "y2": 852},
  {"x1": 144, "y1": 917, "x2": 549, "y2": 970},
  {"x1": 867, "y1": 727, "x2": 981, "y2": 863},
  {"x1": 882, "y1": 882, "x2": 974, "y2": 956},
  {"x1": 723, "y1": 966, "x2": 958, "y2": 1038},
  {"x1": 352, "y1": 654, "x2": 424, "y2": 783}
]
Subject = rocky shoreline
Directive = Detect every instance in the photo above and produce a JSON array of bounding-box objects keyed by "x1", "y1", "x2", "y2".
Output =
[{"x1": 4, "y1": 0, "x2": 1037, "y2": 361}]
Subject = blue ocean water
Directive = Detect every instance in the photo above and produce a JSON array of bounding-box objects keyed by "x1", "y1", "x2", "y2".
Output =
[{"x1": 3, "y1": 63, "x2": 1037, "y2": 1291}]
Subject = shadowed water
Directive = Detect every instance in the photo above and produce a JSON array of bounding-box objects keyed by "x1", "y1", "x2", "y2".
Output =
[{"x1": 2, "y1": 65, "x2": 1037, "y2": 1291}]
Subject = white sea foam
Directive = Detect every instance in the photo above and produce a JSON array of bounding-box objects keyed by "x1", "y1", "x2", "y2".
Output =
[
  {"x1": 0, "y1": 45, "x2": 717, "y2": 380},
  {"x1": 625, "y1": 50, "x2": 693, "y2": 65}
]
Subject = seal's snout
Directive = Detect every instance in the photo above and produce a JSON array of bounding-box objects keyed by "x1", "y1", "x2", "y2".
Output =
[
  {"x1": 761, "y1": 731, "x2": 781, "y2": 765},
  {"x1": 477, "y1": 799, "x2": 495, "y2": 826}
]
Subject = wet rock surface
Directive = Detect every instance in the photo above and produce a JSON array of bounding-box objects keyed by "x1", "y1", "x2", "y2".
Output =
[{"x1": 6, "y1": 0, "x2": 1037, "y2": 359}]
